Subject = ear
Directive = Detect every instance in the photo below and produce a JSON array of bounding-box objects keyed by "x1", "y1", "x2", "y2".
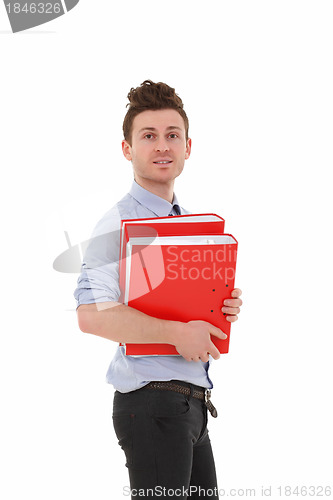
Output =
[
  {"x1": 122, "y1": 139, "x2": 132, "y2": 161},
  {"x1": 185, "y1": 138, "x2": 192, "y2": 160}
]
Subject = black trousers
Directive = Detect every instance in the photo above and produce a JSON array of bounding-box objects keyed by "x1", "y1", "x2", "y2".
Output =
[{"x1": 112, "y1": 380, "x2": 219, "y2": 499}]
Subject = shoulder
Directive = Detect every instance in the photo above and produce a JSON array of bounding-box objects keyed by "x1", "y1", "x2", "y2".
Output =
[{"x1": 90, "y1": 193, "x2": 134, "y2": 238}]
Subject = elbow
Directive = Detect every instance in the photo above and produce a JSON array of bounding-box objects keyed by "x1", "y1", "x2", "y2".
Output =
[
  {"x1": 77, "y1": 318, "x2": 90, "y2": 334},
  {"x1": 76, "y1": 302, "x2": 120, "y2": 341},
  {"x1": 76, "y1": 307, "x2": 110, "y2": 339},
  {"x1": 77, "y1": 308, "x2": 94, "y2": 334}
]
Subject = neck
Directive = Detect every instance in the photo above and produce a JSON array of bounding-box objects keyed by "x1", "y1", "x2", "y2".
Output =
[{"x1": 134, "y1": 178, "x2": 175, "y2": 203}]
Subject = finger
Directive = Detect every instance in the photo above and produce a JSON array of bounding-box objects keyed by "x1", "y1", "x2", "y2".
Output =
[
  {"x1": 222, "y1": 306, "x2": 240, "y2": 315},
  {"x1": 226, "y1": 315, "x2": 238, "y2": 323},
  {"x1": 224, "y1": 298, "x2": 242, "y2": 307},
  {"x1": 231, "y1": 288, "x2": 242, "y2": 298},
  {"x1": 208, "y1": 344, "x2": 221, "y2": 360},
  {"x1": 199, "y1": 353, "x2": 210, "y2": 363}
]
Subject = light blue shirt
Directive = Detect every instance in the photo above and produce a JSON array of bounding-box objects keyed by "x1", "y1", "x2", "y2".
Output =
[{"x1": 74, "y1": 180, "x2": 214, "y2": 393}]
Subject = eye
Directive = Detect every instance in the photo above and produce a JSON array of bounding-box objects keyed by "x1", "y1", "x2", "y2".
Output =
[
  {"x1": 169, "y1": 133, "x2": 178, "y2": 139},
  {"x1": 144, "y1": 134, "x2": 154, "y2": 139}
]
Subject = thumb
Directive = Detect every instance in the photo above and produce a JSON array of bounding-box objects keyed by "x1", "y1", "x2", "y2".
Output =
[{"x1": 208, "y1": 323, "x2": 228, "y2": 340}]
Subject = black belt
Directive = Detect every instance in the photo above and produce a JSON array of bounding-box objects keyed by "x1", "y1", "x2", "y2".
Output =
[{"x1": 145, "y1": 381, "x2": 218, "y2": 418}]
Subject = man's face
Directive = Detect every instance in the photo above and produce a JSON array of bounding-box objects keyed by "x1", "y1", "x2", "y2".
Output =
[{"x1": 122, "y1": 109, "x2": 191, "y2": 191}]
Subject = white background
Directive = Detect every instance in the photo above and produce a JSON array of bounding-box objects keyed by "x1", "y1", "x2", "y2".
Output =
[{"x1": 1, "y1": 1, "x2": 332, "y2": 498}]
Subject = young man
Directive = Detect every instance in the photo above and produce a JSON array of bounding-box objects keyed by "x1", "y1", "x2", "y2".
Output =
[{"x1": 74, "y1": 80, "x2": 242, "y2": 499}]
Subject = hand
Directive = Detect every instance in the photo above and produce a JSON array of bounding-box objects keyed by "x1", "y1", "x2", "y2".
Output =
[
  {"x1": 222, "y1": 288, "x2": 243, "y2": 322},
  {"x1": 174, "y1": 320, "x2": 228, "y2": 363}
]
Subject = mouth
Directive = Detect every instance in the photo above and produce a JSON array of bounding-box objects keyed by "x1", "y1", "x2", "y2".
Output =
[{"x1": 153, "y1": 160, "x2": 173, "y2": 165}]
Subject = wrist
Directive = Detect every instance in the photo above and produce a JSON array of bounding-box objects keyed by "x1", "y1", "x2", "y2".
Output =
[{"x1": 161, "y1": 319, "x2": 185, "y2": 346}]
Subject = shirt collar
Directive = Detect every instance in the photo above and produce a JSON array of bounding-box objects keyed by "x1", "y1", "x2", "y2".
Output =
[{"x1": 129, "y1": 180, "x2": 181, "y2": 217}]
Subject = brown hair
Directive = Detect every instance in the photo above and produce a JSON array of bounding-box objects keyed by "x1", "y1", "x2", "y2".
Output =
[{"x1": 123, "y1": 80, "x2": 189, "y2": 146}]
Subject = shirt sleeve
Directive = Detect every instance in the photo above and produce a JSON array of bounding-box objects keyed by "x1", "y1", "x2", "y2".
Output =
[{"x1": 73, "y1": 205, "x2": 122, "y2": 309}]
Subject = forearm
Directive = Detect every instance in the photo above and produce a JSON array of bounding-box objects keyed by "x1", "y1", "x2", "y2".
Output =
[{"x1": 77, "y1": 302, "x2": 182, "y2": 345}]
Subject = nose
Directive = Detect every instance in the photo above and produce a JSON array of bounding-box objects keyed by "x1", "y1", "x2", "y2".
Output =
[{"x1": 155, "y1": 138, "x2": 169, "y2": 152}]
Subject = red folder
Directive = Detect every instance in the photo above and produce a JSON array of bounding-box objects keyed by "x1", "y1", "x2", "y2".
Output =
[
  {"x1": 118, "y1": 214, "x2": 225, "y2": 303},
  {"x1": 121, "y1": 234, "x2": 238, "y2": 356}
]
